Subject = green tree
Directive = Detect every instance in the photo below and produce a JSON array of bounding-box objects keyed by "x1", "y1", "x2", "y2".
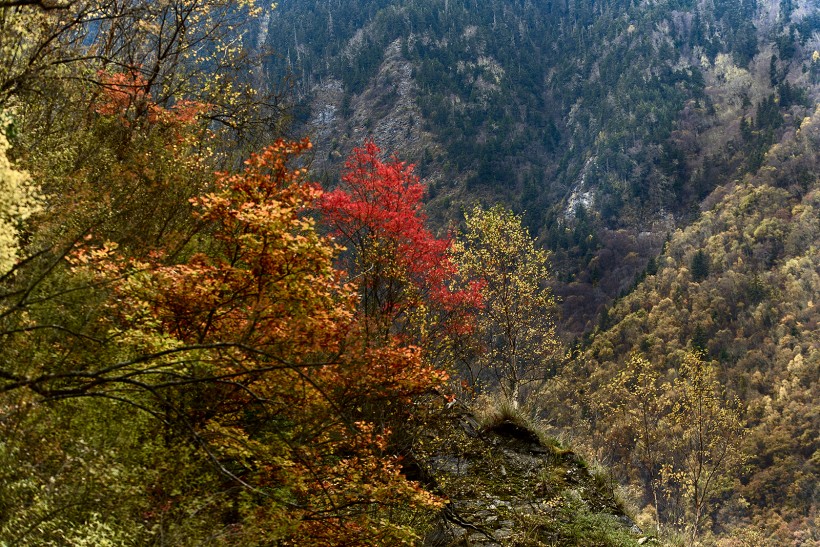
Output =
[
  {"x1": 452, "y1": 204, "x2": 560, "y2": 407},
  {"x1": 690, "y1": 249, "x2": 711, "y2": 282},
  {"x1": 2, "y1": 0, "x2": 282, "y2": 171}
]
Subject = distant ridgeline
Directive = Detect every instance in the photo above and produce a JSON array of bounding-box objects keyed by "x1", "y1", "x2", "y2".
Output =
[{"x1": 261, "y1": 0, "x2": 819, "y2": 334}]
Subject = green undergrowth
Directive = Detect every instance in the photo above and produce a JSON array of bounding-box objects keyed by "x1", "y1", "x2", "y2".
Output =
[{"x1": 512, "y1": 497, "x2": 641, "y2": 547}]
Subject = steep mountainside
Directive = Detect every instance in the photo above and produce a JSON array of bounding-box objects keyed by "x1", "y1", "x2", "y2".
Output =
[
  {"x1": 254, "y1": 1, "x2": 820, "y2": 541},
  {"x1": 261, "y1": 0, "x2": 820, "y2": 335},
  {"x1": 542, "y1": 104, "x2": 820, "y2": 545}
]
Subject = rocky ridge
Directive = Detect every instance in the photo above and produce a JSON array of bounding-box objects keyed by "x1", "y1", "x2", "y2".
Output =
[{"x1": 415, "y1": 404, "x2": 652, "y2": 546}]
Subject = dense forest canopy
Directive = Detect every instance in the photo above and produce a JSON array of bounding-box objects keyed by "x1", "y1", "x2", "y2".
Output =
[
  {"x1": 0, "y1": 0, "x2": 818, "y2": 545},
  {"x1": 267, "y1": 0, "x2": 820, "y2": 335}
]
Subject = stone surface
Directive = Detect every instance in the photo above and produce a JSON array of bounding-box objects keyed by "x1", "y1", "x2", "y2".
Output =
[{"x1": 415, "y1": 404, "x2": 642, "y2": 546}]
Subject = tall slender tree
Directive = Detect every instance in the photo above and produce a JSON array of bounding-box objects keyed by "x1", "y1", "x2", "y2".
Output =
[
  {"x1": 664, "y1": 352, "x2": 747, "y2": 544},
  {"x1": 452, "y1": 204, "x2": 560, "y2": 407}
]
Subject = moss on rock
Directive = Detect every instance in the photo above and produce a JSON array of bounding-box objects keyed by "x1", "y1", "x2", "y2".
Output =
[{"x1": 415, "y1": 403, "x2": 642, "y2": 546}]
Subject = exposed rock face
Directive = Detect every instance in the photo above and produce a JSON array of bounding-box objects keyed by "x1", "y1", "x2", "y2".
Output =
[
  {"x1": 306, "y1": 39, "x2": 442, "y2": 184},
  {"x1": 415, "y1": 405, "x2": 641, "y2": 546}
]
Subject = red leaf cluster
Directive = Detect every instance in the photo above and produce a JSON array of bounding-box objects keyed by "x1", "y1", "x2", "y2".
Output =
[{"x1": 320, "y1": 140, "x2": 482, "y2": 340}]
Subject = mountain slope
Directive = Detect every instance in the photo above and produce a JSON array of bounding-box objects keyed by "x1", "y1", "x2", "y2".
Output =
[
  {"x1": 544, "y1": 104, "x2": 820, "y2": 544},
  {"x1": 257, "y1": 1, "x2": 820, "y2": 541},
  {"x1": 262, "y1": 0, "x2": 820, "y2": 334}
]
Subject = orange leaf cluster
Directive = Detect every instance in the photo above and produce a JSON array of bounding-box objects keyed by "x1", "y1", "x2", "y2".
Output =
[
  {"x1": 94, "y1": 69, "x2": 209, "y2": 131},
  {"x1": 88, "y1": 139, "x2": 444, "y2": 543}
]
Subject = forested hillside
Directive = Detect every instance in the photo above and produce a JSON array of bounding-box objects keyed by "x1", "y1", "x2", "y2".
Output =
[
  {"x1": 541, "y1": 103, "x2": 820, "y2": 544},
  {"x1": 265, "y1": 0, "x2": 820, "y2": 333},
  {"x1": 1, "y1": 0, "x2": 818, "y2": 545}
]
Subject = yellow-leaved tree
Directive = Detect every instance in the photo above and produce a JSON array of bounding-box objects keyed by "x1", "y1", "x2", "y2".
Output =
[
  {"x1": 452, "y1": 204, "x2": 561, "y2": 407},
  {"x1": 589, "y1": 351, "x2": 747, "y2": 541},
  {"x1": 663, "y1": 352, "x2": 747, "y2": 544},
  {"x1": 0, "y1": 128, "x2": 40, "y2": 275}
]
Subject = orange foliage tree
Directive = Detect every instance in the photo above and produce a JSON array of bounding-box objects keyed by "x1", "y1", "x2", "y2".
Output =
[{"x1": 67, "y1": 139, "x2": 443, "y2": 544}]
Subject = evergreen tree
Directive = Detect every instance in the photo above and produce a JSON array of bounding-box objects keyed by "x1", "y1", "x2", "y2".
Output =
[{"x1": 691, "y1": 249, "x2": 710, "y2": 282}]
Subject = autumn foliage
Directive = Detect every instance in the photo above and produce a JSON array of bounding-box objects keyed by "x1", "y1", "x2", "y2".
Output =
[
  {"x1": 93, "y1": 69, "x2": 211, "y2": 132},
  {"x1": 74, "y1": 139, "x2": 444, "y2": 544},
  {"x1": 320, "y1": 140, "x2": 482, "y2": 358},
  {"x1": 2, "y1": 6, "x2": 454, "y2": 545}
]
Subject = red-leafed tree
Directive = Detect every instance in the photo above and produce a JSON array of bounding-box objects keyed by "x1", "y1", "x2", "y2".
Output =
[
  {"x1": 57, "y1": 139, "x2": 443, "y2": 545},
  {"x1": 320, "y1": 140, "x2": 482, "y2": 367}
]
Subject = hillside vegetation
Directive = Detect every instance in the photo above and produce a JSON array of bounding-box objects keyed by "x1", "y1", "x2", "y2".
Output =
[
  {"x1": 0, "y1": 0, "x2": 818, "y2": 545},
  {"x1": 266, "y1": 0, "x2": 820, "y2": 334},
  {"x1": 542, "y1": 104, "x2": 820, "y2": 544}
]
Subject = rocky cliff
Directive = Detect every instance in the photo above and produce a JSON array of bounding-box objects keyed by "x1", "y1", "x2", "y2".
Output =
[{"x1": 413, "y1": 403, "x2": 652, "y2": 546}]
